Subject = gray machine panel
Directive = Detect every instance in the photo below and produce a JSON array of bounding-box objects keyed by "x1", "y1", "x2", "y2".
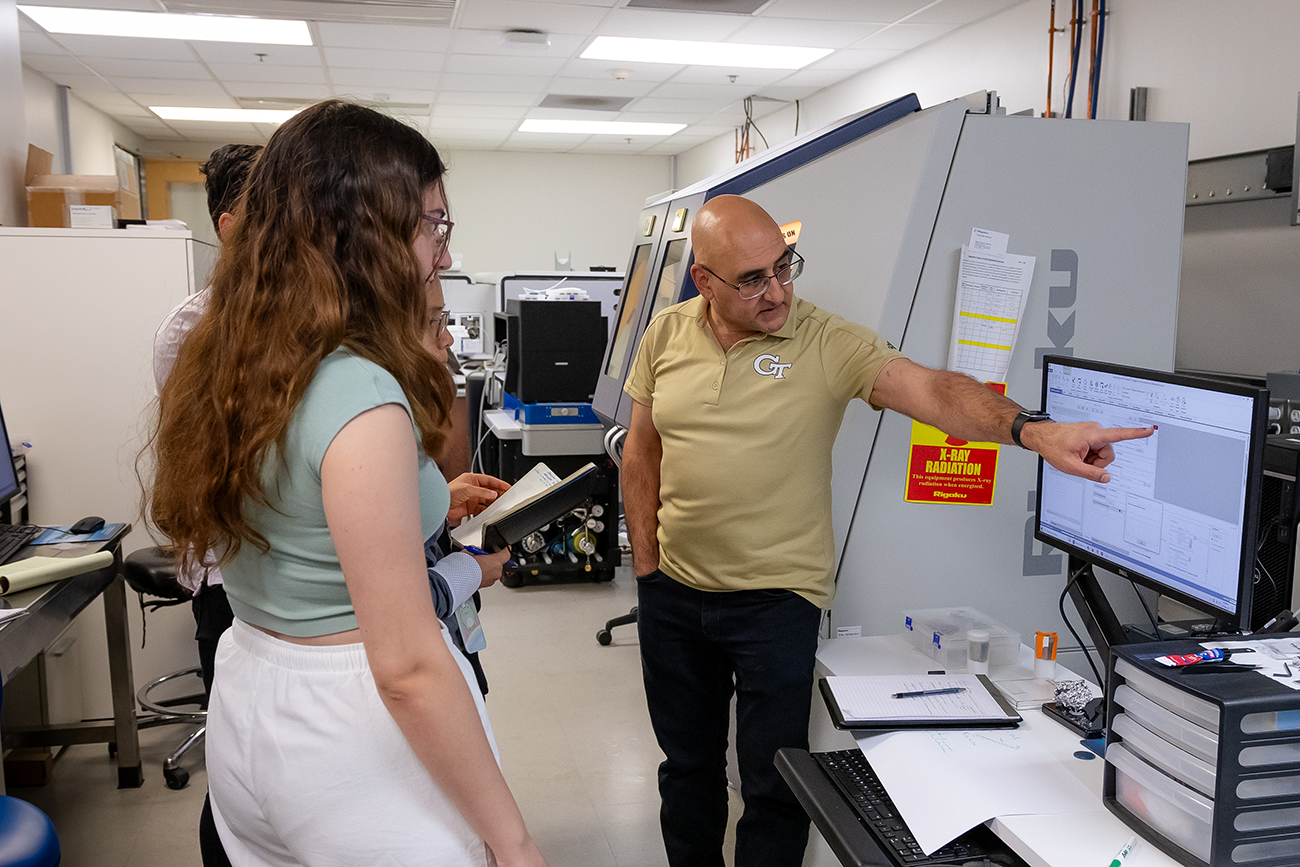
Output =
[{"x1": 829, "y1": 114, "x2": 1190, "y2": 648}]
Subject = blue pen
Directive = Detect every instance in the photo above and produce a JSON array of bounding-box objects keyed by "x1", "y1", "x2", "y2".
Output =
[{"x1": 462, "y1": 545, "x2": 515, "y2": 567}]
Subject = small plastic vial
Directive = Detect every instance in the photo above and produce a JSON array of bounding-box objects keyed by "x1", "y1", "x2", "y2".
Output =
[{"x1": 966, "y1": 628, "x2": 990, "y2": 675}]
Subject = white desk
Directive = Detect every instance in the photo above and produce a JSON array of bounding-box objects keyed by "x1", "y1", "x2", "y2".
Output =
[{"x1": 811, "y1": 635, "x2": 1184, "y2": 867}]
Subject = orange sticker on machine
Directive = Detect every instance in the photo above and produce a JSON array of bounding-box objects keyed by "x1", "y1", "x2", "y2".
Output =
[
  {"x1": 905, "y1": 383, "x2": 1004, "y2": 505},
  {"x1": 779, "y1": 220, "x2": 801, "y2": 245}
]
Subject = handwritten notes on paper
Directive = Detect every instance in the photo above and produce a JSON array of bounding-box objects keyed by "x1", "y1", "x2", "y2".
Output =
[
  {"x1": 826, "y1": 674, "x2": 1011, "y2": 722},
  {"x1": 856, "y1": 727, "x2": 1100, "y2": 855},
  {"x1": 948, "y1": 229, "x2": 1036, "y2": 386}
]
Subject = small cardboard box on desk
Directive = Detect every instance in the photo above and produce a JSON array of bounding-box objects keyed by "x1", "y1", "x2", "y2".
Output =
[{"x1": 24, "y1": 144, "x2": 142, "y2": 228}]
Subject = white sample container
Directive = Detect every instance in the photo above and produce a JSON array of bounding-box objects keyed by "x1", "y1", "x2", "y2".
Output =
[{"x1": 901, "y1": 607, "x2": 1019, "y2": 671}]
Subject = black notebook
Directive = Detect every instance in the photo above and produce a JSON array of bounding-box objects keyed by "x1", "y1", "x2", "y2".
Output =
[
  {"x1": 819, "y1": 674, "x2": 1021, "y2": 731},
  {"x1": 450, "y1": 462, "x2": 598, "y2": 553}
]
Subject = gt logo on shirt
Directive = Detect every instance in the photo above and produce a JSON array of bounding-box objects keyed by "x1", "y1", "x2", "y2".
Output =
[{"x1": 753, "y1": 354, "x2": 793, "y2": 380}]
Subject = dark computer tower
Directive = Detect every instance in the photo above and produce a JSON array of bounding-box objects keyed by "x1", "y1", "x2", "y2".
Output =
[
  {"x1": 496, "y1": 300, "x2": 607, "y2": 404},
  {"x1": 1252, "y1": 435, "x2": 1300, "y2": 629}
]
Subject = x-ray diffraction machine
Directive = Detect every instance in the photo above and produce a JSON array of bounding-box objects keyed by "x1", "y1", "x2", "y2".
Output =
[{"x1": 595, "y1": 91, "x2": 1190, "y2": 645}]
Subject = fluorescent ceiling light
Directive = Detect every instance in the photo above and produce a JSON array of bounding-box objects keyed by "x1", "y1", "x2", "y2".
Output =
[
  {"x1": 581, "y1": 36, "x2": 831, "y2": 70},
  {"x1": 519, "y1": 119, "x2": 685, "y2": 136},
  {"x1": 18, "y1": 6, "x2": 312, "y2": 45},
  {"x1": 151, "y1": 106, "x2": 301, "y2": 123}
]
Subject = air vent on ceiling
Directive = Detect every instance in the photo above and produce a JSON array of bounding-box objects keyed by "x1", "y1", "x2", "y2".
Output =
[
  {"x1": 624, "y1": 0, "x2": 770, "y2": 14},
  {"x1": 539, "y1": 94, "x2": 633, "y2": 113},
  {"x1": 237, "y1": 96, "x2": 431, "y2": 117},
  {"x1": 163, "y1": 0, "x2": 457, "y2": 26}
]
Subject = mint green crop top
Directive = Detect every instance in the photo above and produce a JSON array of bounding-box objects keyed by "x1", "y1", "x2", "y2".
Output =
[{"x1": 221, "y1": 347, "x2": 450, "y2": 637}]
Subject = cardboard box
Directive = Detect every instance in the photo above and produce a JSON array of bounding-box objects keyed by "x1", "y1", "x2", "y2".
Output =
[{"x1": 24, "y1": 144, "x2": 141, "y2": 228}]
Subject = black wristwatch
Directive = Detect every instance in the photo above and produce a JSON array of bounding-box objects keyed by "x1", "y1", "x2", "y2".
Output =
[{"x1": 1011, "y1": 410, "x2": 1052, "y2": 449}]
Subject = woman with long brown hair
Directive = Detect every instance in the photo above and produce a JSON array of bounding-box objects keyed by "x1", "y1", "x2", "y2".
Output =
[{"x1": 151, "y1": 100, "x2": 545, "y2": 867}]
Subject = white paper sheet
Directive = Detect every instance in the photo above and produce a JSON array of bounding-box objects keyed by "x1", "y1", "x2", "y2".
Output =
[
  {"x1": 855, "y1": 727, "x2": 1100, "y2": 855},
  {"x1": 969, "y1": 227, "x2": 1009, "y2": 255},
  {"x1": 948, "y1": 244, "x2": 1036, "y2": 384},
  {"x1": 826, "y1": 675, "x2": 1011, "y2": 721},
  {"x1": 449, "y1": 462, "x2": 561, "y2": 549}
]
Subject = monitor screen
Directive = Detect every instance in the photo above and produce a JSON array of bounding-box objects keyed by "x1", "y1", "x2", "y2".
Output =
[
  {"x1": 0, "y1": 399, "x2": 19, "y2": 509},
  {"x1": 604, "y1": 244, "x2": 654, "y2": 381},
  {"x1": 1035, "y1": 356, "x2": 1267, "y2": 621},
  {"x1": 646, "y1": 238, "x2": 688, "y2": 325}
]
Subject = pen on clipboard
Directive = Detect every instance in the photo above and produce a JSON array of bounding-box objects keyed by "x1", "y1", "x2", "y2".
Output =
[
  {"x1": 891, "y1": 687, "x2": 967, "y2": 699},
  {"x1": 1107, "y1": 835, "x2": 1136, "y2": 867}
]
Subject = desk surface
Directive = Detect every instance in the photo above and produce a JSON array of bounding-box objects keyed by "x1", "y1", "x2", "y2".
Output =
[{"x1": 816, "y1": 636, "x2": 1184, "y2": 867}]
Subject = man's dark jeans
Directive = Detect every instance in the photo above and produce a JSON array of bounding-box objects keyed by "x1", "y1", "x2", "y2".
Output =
[{"x1": 637, "y1": 569, "x2": 822, "y2": 867}]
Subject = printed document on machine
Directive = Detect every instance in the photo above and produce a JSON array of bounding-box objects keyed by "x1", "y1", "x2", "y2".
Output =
[{"x1": 948, "y1": 228, "x2": 1036, "y2": 384}]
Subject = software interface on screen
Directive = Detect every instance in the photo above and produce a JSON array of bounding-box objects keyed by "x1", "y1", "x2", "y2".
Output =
[{"x1": 1039, "y1": 362, "x2": 1256, "y2": 613}]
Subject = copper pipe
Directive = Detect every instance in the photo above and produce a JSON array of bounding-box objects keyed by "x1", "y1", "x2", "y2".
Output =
[
  {"x1": 1047, "y1": 0, "x2": 1056, "y2": 117},
  {"x1": 1087, "y1": 0, "x2": 1099, "y2": 118}
]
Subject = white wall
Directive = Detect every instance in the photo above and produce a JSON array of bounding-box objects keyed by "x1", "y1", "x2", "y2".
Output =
[
  {"x1": 678, "y1": 0, "x2": 1300, "y2": 186},
  {"x1": 437, "y1": 148, "x2": 671, "y2": 274},
  {"x1": 0, "y1": 0, "x2": 27, "y2": 226},
  {"x1": 23, "y1": 65, "x2": 143, "y2": 174}
]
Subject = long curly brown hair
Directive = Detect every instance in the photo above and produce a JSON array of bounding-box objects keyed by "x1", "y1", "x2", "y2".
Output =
[{"x1": 150, "y1": 100, "x2": 453, "y2": 573}]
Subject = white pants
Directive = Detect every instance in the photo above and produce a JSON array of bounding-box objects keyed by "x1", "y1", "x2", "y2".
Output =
[{"x1": 207, "y1": 619, "x2": 496, "y2": 867}]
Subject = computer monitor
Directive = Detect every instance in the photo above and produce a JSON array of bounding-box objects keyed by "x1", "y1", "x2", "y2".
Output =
[
  {"x1": 1035, "y1": 356, "x2": 1269, "y2": 636},
  {"x1": 0, "y1": 398, "x2": 20, "y2": 511}
]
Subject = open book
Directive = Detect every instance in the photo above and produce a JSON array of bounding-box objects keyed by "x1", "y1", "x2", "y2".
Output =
[{"x1": 450, "y1": 462, "x2": 598, "y2": 553}]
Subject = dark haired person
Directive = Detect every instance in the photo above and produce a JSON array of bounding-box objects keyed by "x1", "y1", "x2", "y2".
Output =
[{"x1": 151, "y1": 101, "x2": 544, "y2": 867}]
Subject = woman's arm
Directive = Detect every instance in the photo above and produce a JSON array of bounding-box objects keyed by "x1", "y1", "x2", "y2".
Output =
[{"x1": 323, "y1": 404, "x2": 545, "y2": 867}]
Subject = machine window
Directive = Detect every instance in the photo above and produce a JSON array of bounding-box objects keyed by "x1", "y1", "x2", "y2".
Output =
[{"x1": 605, "y1": 244, "x2": 653, "y2": 379}]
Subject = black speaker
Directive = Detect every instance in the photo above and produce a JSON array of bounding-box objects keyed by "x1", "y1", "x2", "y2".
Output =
[
  {"x1": 1252, "y1": 435, "x2": 1300, "y2": 628},
  {"x1": 500, "y1": 300, "x2": 607, "y2": 403}
]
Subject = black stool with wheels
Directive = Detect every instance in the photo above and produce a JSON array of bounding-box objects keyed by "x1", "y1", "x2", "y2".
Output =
[
  {"x1": 596, "y1": 606, "x2": 636, "y2": 646},
  {"x1": 122, "y1": 547, "x2": 206, "y2": 790}
]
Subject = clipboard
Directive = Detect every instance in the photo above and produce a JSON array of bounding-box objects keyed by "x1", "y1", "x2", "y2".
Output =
[
  {"x1": 470, "y1": 463, "x2": 598, "y2": 554},
  {"x1": 819, "y1": 675, "x2": 1022, "y2": 731}
]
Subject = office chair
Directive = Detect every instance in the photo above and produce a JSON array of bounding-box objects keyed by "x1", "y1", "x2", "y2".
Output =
[
  {"x1": 596, "y1": 606, "x2": 636, "y2": 646},
  {"x1": 122, "y1": 547, "x2": 206, "y2": 790},
  {"x1": 0, "y1": 682, "x2": 61, "y2": 867}
]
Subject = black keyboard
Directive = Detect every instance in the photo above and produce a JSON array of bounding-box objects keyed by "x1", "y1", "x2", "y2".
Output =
[
  {"x1": 811, "y1": 749, "x2": 1023, "y2": 866},
  {"x1": 0, "y1": 523, "x2": 41, "y2": 566}
]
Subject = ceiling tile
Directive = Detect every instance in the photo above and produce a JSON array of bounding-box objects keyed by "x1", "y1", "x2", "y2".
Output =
[
  {"x1": 331, "y1": 87, "x2": 437, "y2": 105},
  {"x1": 21, "y1": 54, "x2": 85, "y2": 75},
  {"x1": 428, "y1": 116, "x2": 521, "y2": 132},
  {"x1": 906, "y1": 0, "x2": 1025, "y2": 26},
  {"x1": 233, "y1": 84, "x2": 335, "y2": 101},
  {"x1": 432, "y1": 103, "x2": 528, "y2": 119},
  {"x1": 667, "y1": 66, "x2": 790, "y2": 87},
  {"x1": 544, "y1": 76, "x2": 656, "y2": 97},
  {"x1": 444, "y1": 53, "x2": 567, "y2": 77},
  {"x1": 769, "y1": 67, "x2": 852, "y2": 88},
  {"x1": 450, "y1": 28, "x2": 587, "y2": 56},
  {"x1": 315, "y1": 21, "x2": 453, "y2": 52},
  {"x1": 557, "y1": 58, "x2": 683, "y2": 83},
  {"x1": 41, "y1": 34, "x2": 201, "y2": 61},
  {"x1": 761, "y1": 0, "x2": 928, "y2": 21},
  {"x1": 79, "y1": 57, "x2": 213, "y2": 80},
  {"x1": 456, "y1": 1, "x2": 611, "y2": 34},
  {"x1": 207, "y1": 63, "x2": 328, "y2": 84},
  {"x1": 323, "y1": 47, "x2": 445, "y2": 72},
  {"x1": 646, "y1": 80, "x2": 757, "y2": 100},
  {"x1": 25, "y1": 0, "x2": 158, "y2": 10},
  {"x1": 110, "y1": 76, "x2": 229, "y2": 95},
  {"x1": 190, "y1": 43, "x2": 323, "y2": 66},
  {"x1": 330, "y1": 68, "x2": 439, "y2": 89},
  {"x1": 436, "y1": 90, "x2": 540, "y2": 106},
  {"x1": 439, "y1": 72, "x2": 550, "y2": 93},
  {"x1": 18, "y1": 29, "x2": 66, "y2": 54},
  {"x1": 751, "y1": 85, "x2": 824, "y2": 102},
  {"x1": 33, "y1": 71, "x2": 110, "y2": 91},
  {"x1": 728, "y1": 16, "x2": 884, "y2": 48},
  {"x1": 132, "y1": 91, "x2": 238, "y2": 109},
  {"x1": 594, "y1": 9, "x2": 749, "y2": 41},
  {"x1": 853, "y1": 22, "x2": 957, "y2": 51},
  {"x1": 627, "y1": 96, "x2": 737, "y2": 114},
  {"x1": 804, "y1": 47, "x2": 902, "y2": 70}
]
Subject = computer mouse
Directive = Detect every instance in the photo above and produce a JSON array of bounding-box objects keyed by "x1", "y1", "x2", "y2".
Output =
[{"x1": 70, "y1": 516, "x2": 105, "y2": 535}]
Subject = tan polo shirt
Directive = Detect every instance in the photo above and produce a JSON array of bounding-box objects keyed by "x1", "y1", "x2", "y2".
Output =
[{"x1": 625, "y1": 294, "x2": 901, "y2": 608}]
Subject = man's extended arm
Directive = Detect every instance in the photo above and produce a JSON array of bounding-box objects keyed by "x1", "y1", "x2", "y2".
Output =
[
  {"x1": 869, "y1": 357, "x2": 1152, "y2": 483},
  {"x1": 622, "y1": 399, "x2": 663, "y2": 576}
]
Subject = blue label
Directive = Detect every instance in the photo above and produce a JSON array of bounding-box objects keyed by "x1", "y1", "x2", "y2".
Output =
[
  {"x1": 933, "y1": 632, "x2": 941, "y2": 649},
  {"x1": 905, "y1": 616, "x2": 913, "y2": 631}
]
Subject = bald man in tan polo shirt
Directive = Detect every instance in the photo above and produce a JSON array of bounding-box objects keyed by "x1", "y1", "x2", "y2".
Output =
[{"x1": 622, "y1": 195, "x2": 1150, "y2": 867}]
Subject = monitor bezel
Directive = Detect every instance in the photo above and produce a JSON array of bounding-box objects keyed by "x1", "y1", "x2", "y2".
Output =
[
  {"x1": 0, "y1": 399, "x2": 19, "y2": 509},
  {"x1": 1034, "y1": 354, "x2": 1268, "y2": 630}
]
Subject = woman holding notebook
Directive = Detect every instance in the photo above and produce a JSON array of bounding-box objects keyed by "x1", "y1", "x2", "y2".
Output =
[{"x1": 149, "y1": 100, "x2": 545, "y2": 867}]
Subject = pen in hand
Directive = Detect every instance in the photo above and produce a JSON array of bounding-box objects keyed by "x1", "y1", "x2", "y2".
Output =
[
  {"x1": 891, "y1": 687, "x2": 967, "y2": 699},
  {"x1": 462, "y1": 545, "x2": 516, "y2": 567}
]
